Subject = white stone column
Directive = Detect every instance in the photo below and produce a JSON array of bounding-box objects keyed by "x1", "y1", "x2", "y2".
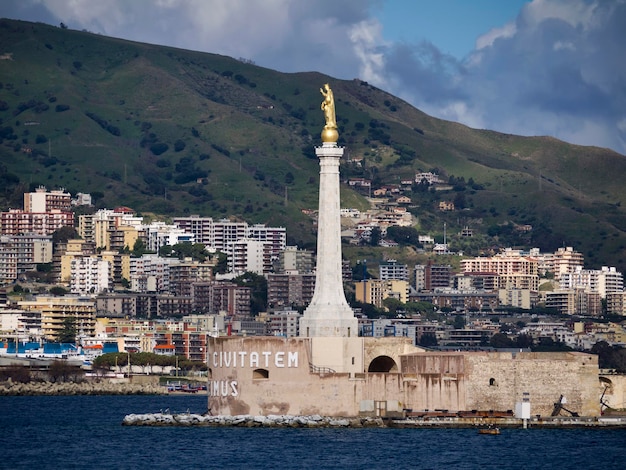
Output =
[{"x1": 300, "y1": 142, "x2": 357, "y2": 338}]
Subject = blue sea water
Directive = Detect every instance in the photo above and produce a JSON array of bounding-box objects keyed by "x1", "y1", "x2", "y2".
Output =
[{"x1": 0, "y1": 395, "x2": 624, "y2": 469}]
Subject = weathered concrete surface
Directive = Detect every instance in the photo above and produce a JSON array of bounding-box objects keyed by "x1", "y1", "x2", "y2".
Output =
[
  {"x1": 209, "y1": 336, "x2": 602, "y2": 418},
  {"x1": 464, "y1": 351, "x2": 600, "y2": 417},
  {"x1": 600, "y1": 373, "x2": 626, "y2": 413}
]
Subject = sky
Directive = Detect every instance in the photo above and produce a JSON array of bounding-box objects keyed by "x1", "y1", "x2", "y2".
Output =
[{"x1": 1, "y1": 0, "x2": 624, "y2": 155}]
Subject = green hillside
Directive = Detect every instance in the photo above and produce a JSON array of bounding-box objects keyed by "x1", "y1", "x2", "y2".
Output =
[{"x1": 1, "y1": 19, "x2": 626, "y2": 272}]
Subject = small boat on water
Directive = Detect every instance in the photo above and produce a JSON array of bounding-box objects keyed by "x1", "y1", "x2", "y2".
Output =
[{"x1": 478, "y1": 427, "x2": 500, "y2": 435}]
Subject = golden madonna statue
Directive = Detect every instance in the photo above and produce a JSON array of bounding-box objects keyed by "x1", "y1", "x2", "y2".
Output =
[{"x1": 320, "y1": 83, "x2": 339, "y2": 142}]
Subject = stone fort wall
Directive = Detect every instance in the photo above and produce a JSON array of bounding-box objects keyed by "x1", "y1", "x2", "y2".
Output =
[{"x1": 208, "y1": 337, "x2": 602, "y2": 417}]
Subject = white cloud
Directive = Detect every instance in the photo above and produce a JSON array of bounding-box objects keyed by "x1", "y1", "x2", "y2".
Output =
[
  {"x1": 475, "y1": 22, "x2": 516, "y2": 50},
  {"x1": 348, "y1": 19, "x2": 387, "y2": 85},
  {"x1": 521, "y1": 0, "x2": 600, "y2": 31},
  {"x1": 385, "y1": 0, "x2": 626, "y2": 154}
]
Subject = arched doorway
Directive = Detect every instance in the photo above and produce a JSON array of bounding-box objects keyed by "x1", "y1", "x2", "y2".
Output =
[{"x1": 368, "y1": 355, "x2": 398, "y2": 372}]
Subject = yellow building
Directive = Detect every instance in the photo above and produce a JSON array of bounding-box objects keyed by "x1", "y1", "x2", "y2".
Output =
[
  {"x1": 355, "y1": 279, "x2": 409, "y2": 307},
  {"x1": 99, "y1": 250, "x2": 131, "y2": 284},
  {"x1": 59, "y1": 239, "x2": 96, "y2": 283},
  {"x1": 18, "y1": 296, "x2": 96, "y2": 341}
]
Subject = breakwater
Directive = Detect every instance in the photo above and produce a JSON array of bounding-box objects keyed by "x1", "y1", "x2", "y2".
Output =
[
  {"x1": 0, "y1": 380, "x2": 167, "y2": 396},
  {"x1": 122, "y1": 413, "x2": 385, "y2": 427},
  {"x1": 122, "y1": 412, "x2": 626, "y2": 428}
]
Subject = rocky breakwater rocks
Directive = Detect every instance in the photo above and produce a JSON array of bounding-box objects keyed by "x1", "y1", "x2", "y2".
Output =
[
  {"x1": 122, "y1": 413, "x2": 386, "y2": 428},
  {"x1": 0, "y1": 379, "x2": 166, "y2": 396}
]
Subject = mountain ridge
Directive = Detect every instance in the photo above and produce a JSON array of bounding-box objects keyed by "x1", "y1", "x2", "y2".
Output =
[{"x1": 1, "y1": 18, "x2": 625, "y2": 272}]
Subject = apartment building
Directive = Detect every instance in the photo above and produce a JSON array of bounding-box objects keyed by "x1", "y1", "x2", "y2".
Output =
[
  {"x1": 0, "y1": 208, "x2": 74, "y2": 236},
  {"x1": 414, "y1": 262, "x2": 453, "y2": 291},
  {"x1": 17, "y1": 296, "x2": 96, "y2": 341},
  {"x1": 145, "y1": 222, "x2": 194, "y2": 252},
  {"x1": 56, "y1": 239, "x2": 96, "y2": 283},
  {"x1": 70, "y1": 257, "x2": 110, "y2": 295},
  {"x1": 227, "y1": 238, "x2": 273, "y2": 275},
  {"x1": 410, "y1": 289, "x2": 499, "y2": 311},
  {"x1": 544, "y1": 246, "x2": 585, "y2": 280},
  {"x1": 379, "y1": 259, "x2": 409, "y2": 281},
  {"x1": 23, "y1": 186, "x2": 71, "y2": 212},
  {"x1": 267, "y1": 272, "x2": 315, "y2": 308},
  {"x1": 262, "y1": 309, "x2": 302, "y2": 337},
  {"x1": 0, "y1": 233, "x2": 52, "y2": 284},
  {"x1": 78, "y1": 208, "x2": 144, "y2": 248},
  {"x1": 355, "y1": 279, "x2": 410, "y2": 307},
  {"x1": 606, "y1": 291, "x2": 626, "y2": 316},
  {"x1": 173, "y1": 216, "x2": 287, "y2": 261},
  {"x1": 541, "y1": 288, "x2": 602, "y2": 316},
  {"x1": 275, "y1": 246, "x2": 313, "y2": 274},
  {"x1": 559, "y1": 266, "x2": 624, "y2": 298},
  {"x1": 460, "y1": 251, "x2": 539, "y2": 291},
  {"x1": 129, "y1": 254, "x2": 174, "y2": 293},
  {"x1": 169, "y1": 260, "x2": 214, "y2": 296}
]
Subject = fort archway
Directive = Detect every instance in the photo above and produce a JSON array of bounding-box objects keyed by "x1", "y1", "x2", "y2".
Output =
[{"x1": 368, "y1": 355, "x2": 398, "y2": 373}]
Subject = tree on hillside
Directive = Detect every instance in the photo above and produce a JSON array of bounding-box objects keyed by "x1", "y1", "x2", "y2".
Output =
[
  {"x1": 386, "y1": 226, "x2": 421, "y2": 246},
  {"x1": 49, "y1": 286, "x2": 68, "y2": 296},
  {"x1": 233, "y1": 272, "x2": 267, "y2": 315},
  {"x1": 52, "y1": 226, "x2": 79, "y2": 245},
  {"x1": 131, "y1": 238, "x2": 149, "y2": 257},
  {"x1": 382, "y1": 297, "x2": 404, "y2": 316},
  {"x1": 369, "y1": 227, "x2": 381, "y2": 246},
  {"x1": 159, "y1": 242, "x2": 208, "y2": 262}
]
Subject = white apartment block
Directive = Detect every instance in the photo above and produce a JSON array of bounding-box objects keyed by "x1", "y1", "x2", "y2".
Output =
[
  {"x1": 71, "y1": 193, "x2": 92, "y2": 207},
  {"x1": 247, "y1": 224, "x2": 287, "y2": 258},
  {"x1": 70, "y1": 257, "x2": 110, "y2": 295},
  {"x1": 498, "y1": 288, "x2": 533, "y2": 309},
  {"x1": 129, "y1": 254, "x2": 173, "y2": 293},
  {"x1": 173, "y1": 216, "x2": 286, "y2": 257},
  {"x1": 0, "y1": 309, "x2": 43, "y2": 338},
  {"x1": 265, "y1": 309, "x2": 302, "y2": 337},
  {"x1": 23, "y1": 186, "x2": 71, "y2": 212},
  {"x1": 173, "y1": 216, "x2": 246, "y2": 250},
  {"x1": 379, "y1": 260, "x2": 409, "y2": 281},
  {"x1": 559, "y1": 266, "x2": 623, "y2": 298},
  {"x1": 228, "y1": 239, "x2": 273, "y2": 275}
]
